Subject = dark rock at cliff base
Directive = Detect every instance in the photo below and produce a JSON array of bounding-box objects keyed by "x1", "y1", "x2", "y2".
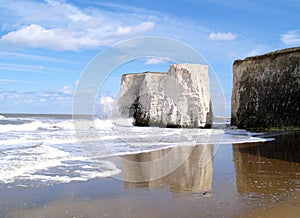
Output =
[{"x1": 231, "y1": 47, "x2": 300, "y2": 130}]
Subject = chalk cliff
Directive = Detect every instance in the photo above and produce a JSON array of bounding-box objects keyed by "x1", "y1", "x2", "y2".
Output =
[
  {"x1": 118, "y1": 64, "x2": 212, "y2": 128},
  {"x1": 231, "y1": 47, "x2": 300, "y2": 129}
]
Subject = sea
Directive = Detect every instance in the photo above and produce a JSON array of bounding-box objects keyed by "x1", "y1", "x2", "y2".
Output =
[{"x1": 0, "y1": 113, "x2": 274, "y2": 189}]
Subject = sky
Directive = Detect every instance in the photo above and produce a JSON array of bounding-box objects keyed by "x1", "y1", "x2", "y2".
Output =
[{"x1": 0, "y1": 0, "x2": 299, "y2": 114}]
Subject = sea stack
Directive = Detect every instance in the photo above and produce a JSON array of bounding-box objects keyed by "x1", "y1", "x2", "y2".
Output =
[
  {"x1": 118, "y1": 64, "x2": 212, "y2": 128},
  {"x1": 231, "y1": 47, "x2": 300, "y2": 129}
]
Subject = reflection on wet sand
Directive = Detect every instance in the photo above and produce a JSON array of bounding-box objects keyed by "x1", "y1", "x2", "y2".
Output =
[
  {"x1": 122, "y1": 144, "x2": 214, "y2": 194},
  {"x1": 7, "y1": 132, "x2": 300, "y2": 218},
  {"x1": 233, "y1": 131, "x2": 300, "y2": 196}
]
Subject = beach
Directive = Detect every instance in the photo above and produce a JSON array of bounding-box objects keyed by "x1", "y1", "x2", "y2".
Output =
[
  {"x1": 0, "y1": 114, "x2": 299, "y2": 217},
  {"x1": 1, "y1": 0, "x2": 299, "y2": 217},
  {"x1": 1, "y1": 144, "x2": 250, "y2": 217}
]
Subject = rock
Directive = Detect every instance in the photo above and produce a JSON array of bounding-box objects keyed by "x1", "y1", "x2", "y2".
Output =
[
  {"x1": 231, "y1": 47, "x2": 300, "y2": 129},
  {"x1": 162, "y1": 64, "x2": 212, "y2": 128},
  {"x1": 118, "y1": 64, "x2": 212, "y2": 128},
  {"x1": 118, "y1": 72, "x2": 166, "y2": 126}
]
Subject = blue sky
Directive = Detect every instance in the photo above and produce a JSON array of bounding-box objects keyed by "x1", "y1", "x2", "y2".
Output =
[{"x1": 0, "y1": 0, "x2": 299, "y2": 114}]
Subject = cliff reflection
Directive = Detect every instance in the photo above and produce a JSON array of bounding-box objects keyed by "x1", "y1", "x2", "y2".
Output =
[
  {"x1": 122, "y1": 144, "x2": 213, "y2": 194},
  {"x1": 233, "y1": 132, "x2": 300, "y2": 195}
]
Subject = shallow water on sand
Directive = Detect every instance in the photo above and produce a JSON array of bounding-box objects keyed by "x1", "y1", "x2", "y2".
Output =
[{"x1": 1, "y1": 130, "x2": 299, "y2": 217}]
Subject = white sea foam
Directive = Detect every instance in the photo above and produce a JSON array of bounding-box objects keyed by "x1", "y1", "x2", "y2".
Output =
[
  {"x1": 0, "y1": 144, "x2": 70, "y2": 183},
  {"x1": 0, "y1": 115, "x2": 6, "y2": 120},
  {"x1": 0, "y1": 115, "x2": 274, "y2": 188},
  {"x1": 0, "y1": 142, "x2": 121, "y2": 186},
  {"x1": 0, "y1": 120, "x2": 62, "y2": 132},
  {"x1": 0, "y1": 140, "x2": 44, "y2": 150},
  {"x1": 27, "y1": 167, "x2": 121, "y2": 185},
  {"x1": 0, "y1": 118, "x2": 114, "y2": 133}
]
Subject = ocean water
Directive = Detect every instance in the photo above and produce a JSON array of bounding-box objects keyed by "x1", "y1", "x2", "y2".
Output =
[{"x1": 0, "y1": 114, "x2": 273, "y2": 188}]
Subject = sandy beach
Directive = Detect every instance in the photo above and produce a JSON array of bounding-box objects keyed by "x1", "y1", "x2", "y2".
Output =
[
  {"x1": 1, "y1": 0, "x2": 299, "y2": 217},
  {"x1": 1, "y1": 131, "x2": 299, "y2": 218}
]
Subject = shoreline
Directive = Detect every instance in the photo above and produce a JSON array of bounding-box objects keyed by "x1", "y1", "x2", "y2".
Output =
[{"x1": 1, "y1": 131, "x2": 299, "y2": 217}]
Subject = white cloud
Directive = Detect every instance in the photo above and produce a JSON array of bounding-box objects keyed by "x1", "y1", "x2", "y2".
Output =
[
  {"x1": 98, "y1": 96, "x2": 115, "y2": 118},
  {"x1": 0, "y1": 79, "x2": 31, "y2": 85},
  {"x1": 246, "y1": 49, "x2": 263, "y2": 57},
  {"x1": 0, "y1": 0, "x2": 158, "y2": 51},
  {"x1": 1, "y1": 0, "x2": 240, "y2": 55},
  {"x1": 209, "y1": 32, "x2": 237, "y2": 41},
  {"x1": 60, "y1": 85, "x2": 73, "y2": 95},
  {"x1": 0, "y1": 0, "x2": 267, "y2": 69},
  {"x1": 116, "y1": 22, "x2": 155, "y2": 36},
  {"x1": 45, "y1": 0, "x2": 91, "y2": 22},
  {"x1": 99, "y1": 96, "x2": 115, "y2": 107},
  {"x1": 5, "y1": 93, "x2": 22, "y2": 100},
  {"x1": 144, "y1": 57, "x2": 171, "y2": 65},
  {"x1": 281, "y1": 30, "x2": 300, "y2": 45},
  {"x1": 37, "y1": 85, "x2": 74, "y2": 103},
  {"x1": 0, "y1": 51, "x2": 73, "y2": 64},
  {"x1": 0, "y1": 62, "x2": 74, "y2": 73},
  {"x1": 1, "y1": 83, "x2": 76, "y2": 105},
  {"x1": 245, "y1": 45, "x2": 270, "y2": 57},
  {"x1": 0, "y1": 24, "x2": 109, "y2": 51}
]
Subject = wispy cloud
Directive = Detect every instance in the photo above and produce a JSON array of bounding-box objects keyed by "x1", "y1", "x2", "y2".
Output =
[
  {"x1": 0, "y1": 63, "x2": 75, "y2": 74},
  {"x1": 0, "y1": 51, "x2": 73, "y2": 64},
  {"x1": 116, "y1": 22, "x2": 155, "y2": 36},
  {"x1": 0, "y1": 0, "x2": 158, "y2": 51},
  {"x1": 209, "y1": 32, "x2": 237, "y2": 41},
  {"x1": 143, "y1": 57, "x2": 171, "y2": 65},
  {"x1": 281, "y1": 30, "x2": 300, "y2": 45},
  {"x1": 0, "y1": 78, "x2": 32, "y2": 85},
  {"x1": 244, "y1": 45, "x2": 271, "y2": 57},
  {"x1": 0, "y1": 0, "x2": 251, "y2": 63},
  {"x1": 1, "y1": 84, "x2": 75, "y2": 104}
]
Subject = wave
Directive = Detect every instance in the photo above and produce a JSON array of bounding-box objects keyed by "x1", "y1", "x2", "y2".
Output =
[
  {"x1": 0, "y1": 118, "x2": 116, "y2": 133},
  {"x1": 0, "y1": 123, "x2": 274, "y2": 149},
  {"x1": 0, "y1": 143, "x2": 70, "y2": 184},
  {"x1": 0, "y1": 115, "x2": 6, "y2": 120},
  {"x1": 0, "y1": 139, "x2": 44, "y2": 151},
  {"x1": 0, "y1": 129, "x2": 272, "y2": 185},
  {"x1": 0, "y1": 120, "x2": 62, "y2": 132},
  {"x1": 0, "y1": 143, "x2": 121, "y2": 185},
  {"x1": 0, "y1": 119, "x2": 275, "y2": 188}
]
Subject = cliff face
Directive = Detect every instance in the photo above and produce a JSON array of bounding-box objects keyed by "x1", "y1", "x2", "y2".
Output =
[
  {"x1": 118, "y1": 64, "x2": 212, "y2": 128},
  {"x1": 118, "y1": 72, "x2": 166, "y2": 126},
  {"x1": 231, "y1": 47, "x2": 300, "y2": 129}
]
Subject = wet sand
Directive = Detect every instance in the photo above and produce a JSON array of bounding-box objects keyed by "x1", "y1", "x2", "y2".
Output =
[
  {"x1": 241, "y1": 192, "x2": 300, "y2": 218},
  {"x1": 1, "y1": 131, "x2": 299, "y2": 217}
]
